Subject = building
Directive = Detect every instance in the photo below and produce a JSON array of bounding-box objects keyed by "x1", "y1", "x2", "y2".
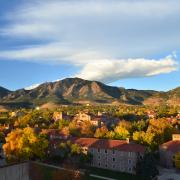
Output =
[
  {"x1": 53, "y1": 111, "x2": 73, "y2": 122},
  {"x1": 74, "y1": 112, "x2": 119, "y2": 128},
  {"x1": 146, "y1": 110, "x2": 157, "y2": 119},
  {"x1": 74, "y1": 112, "x2": 102, "y2": 127},
  {"x1": 159, "y1": 134, "x2": 180, "y2": 168},
  {"x1": 75, "y1": 112, "x2": 92, "y2": 122},
  {"x1": 0, "y1": 143, "x2": 6, "y2": 166},
  {"x1": 90, "y1": 117, "x2": 104, "y2": 127},
  {"x1": 10, "y1": 111, "x2": 25, "y2": 118},
  {"x1": 50, "y1": 137, "x2": 145, "y2": 174},
  {"x1": 53, "y1": 111, "x2": 63, "y2": 121}
]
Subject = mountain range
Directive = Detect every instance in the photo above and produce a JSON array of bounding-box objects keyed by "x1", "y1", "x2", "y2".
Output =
[{"x1": 0, "y1": 78, "x2": 179, "y2": 108}]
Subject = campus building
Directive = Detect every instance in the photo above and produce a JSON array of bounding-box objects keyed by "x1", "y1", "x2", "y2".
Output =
[
  {"x1": 50, "y1": 137, "x2": 145, "y2": 174},
  {"x1": 159, "y1": 134, "x2": 180, "y2": 168}
]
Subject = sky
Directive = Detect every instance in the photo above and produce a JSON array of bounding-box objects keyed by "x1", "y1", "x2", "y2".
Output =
[{"x1": 0, "y1": 0, "x2": 179, "y2": 91}]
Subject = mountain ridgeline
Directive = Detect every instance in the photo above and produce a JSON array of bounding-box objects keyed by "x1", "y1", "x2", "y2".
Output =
[
  {"x1": 0, "y1": 86, "x2": 11, "y2": 99},
  {"x1": 0, "y1": 78, "x2": 179, "y2": 108}
]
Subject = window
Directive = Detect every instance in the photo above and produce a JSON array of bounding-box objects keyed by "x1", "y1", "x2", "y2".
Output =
[
  {"x1": 128, "y1": 159, "x2": 132, "y2": 164},
  {"x1": 139, "y1": 155, "x2": 143, "y2": 159},
  {"x1": 98, "y1": 163, "x2": 101, "y2": 167},
  {"x1": 113, "y1": 165, "x2": 115, "y2": 169},
  {"x1": 105, "y1": 149, "x2": 107, "y2": 153},
  {"x1": 98, "y1": 148, "x2": 100, "y2": 152},
  {"x1": 112, "y1": 149, "x2": 115, "y2": 154},
  {"x1": 113, "y1": 158, "x2": 115, "y2": 162},
  {"x1": 128, "y1": 167, "x2": 132, "y2": 172},
  {"x1": 98, "y1": 156, "x2": 100, "y2": 159},
  {"x1": 128, "y1": 152, "x2": 133, "y2": 157},
  {"x1": 105, "y1": 164, "x2": 107, "y2": 167}
]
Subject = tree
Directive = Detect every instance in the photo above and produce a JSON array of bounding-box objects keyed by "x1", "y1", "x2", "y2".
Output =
[
  {"x1": 114, "y1": 126, "x2": 129, "y2": 140},
  {"x1": 132, "y1": 120, "x2": 147, "y2": 132},
  {"x1": 58, "y1": 141, "x2": 92, "y2": 167},
  {"x1": 106, "y1": 131, "x2": 116, "y2": 139},
  {"x1": 0, "y1": 131, "x2": 5, "y2": 143},
  {"x1": 59, "y1": 119, "x2": 70, "y2": 130},
  {"x1": 133, "y1": 130, "x2": 157, "y2": 150},
  {"x1": 80, "y1": 120, "x2": 95, "y2": 137},
  {"x1": 136, "y1": 153, "x2": 159, "y2": 180},
  {"x1": 133, "y1": 131, "x2": 146, "y2": 144},
  {"x1": 94, "y1": 126, "x2": 108, "y2": 138},
  {"x1": 69, "y1": 121, "x2": 81, "y2": 137},
  {"x1": 174, "y1": 152, "x2": 180, "y2": 169},
  {"x1": 3, "y1": 127, "x2": 48, "y2": 162}
]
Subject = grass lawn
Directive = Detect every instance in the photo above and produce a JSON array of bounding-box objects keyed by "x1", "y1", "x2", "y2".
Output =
[
  {"x1": 86, "y1": 167, "x2": 143, "y2": 180},
  {"x1": 30, "y1": 162, "x2": 87, "y2": 180},
  {"x1": 29, "y1": 162, "x2": 142, "y2": 180}
]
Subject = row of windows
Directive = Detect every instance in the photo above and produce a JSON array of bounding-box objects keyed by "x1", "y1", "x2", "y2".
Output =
[
  {"x1": 96, "y1": 163, "x2": 133, "y2": 172},
  {"x1": 96, "y1": 156, "x2": 132, "y2": 164},
  {"x1": 93, "y1": 148, "x2": 134, "y2": 157},
  {"x1": 97, "y1": 149, "x2": 115, "y2": 154}
]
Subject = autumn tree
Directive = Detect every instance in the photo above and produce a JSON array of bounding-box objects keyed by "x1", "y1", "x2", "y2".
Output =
[
  {"x1": 69, "y1": 121, "x2": 81, "y2": 137},
  {"x1": 80, "y1": 120, "x2": 95, "y2": 137},
  {"x1": 94, "y1": 126, "x2": 108, "y2": 138},
  {"x1": 133, "y1": 131, "x2": 156, "y2": 150},
  {"x1": 3, "y1": 127, "x2": 48, "y2": 162}
]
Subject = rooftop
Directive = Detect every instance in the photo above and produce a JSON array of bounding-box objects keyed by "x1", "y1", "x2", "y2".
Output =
[
  {"x1": 160, "y1": 140, "x2": 180, "y2": 153},
  {"x1": 52, "y1": 137, "x2": 146, "y2": 153}
]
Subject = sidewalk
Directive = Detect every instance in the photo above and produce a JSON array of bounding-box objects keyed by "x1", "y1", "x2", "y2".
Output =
[{"x1": 90, "y1": 174, "x2": 117, "y2": 180}]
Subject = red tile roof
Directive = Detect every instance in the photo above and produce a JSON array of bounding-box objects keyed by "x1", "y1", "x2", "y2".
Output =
[
  {"x1": 160, "y1": 140, "x2": 180, "y2": 153},
  {"x1": 70, "y1": 138, "x2": 145, "y2": 153}
]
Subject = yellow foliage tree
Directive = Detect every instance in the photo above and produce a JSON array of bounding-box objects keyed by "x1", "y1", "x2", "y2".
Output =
[
  {"x1": 114, "y1": 126, "x2": 129, "y2": 140},
  {"x1": 3, "y1": 127, "x2": 48, "y2": 162},
  {"x1": 94, "y1": 126, "x2": 108, "y2": 138}
]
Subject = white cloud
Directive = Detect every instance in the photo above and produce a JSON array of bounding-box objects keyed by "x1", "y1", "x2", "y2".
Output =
[
  {"x1": 1, "y1": 0, "x2": 180, "y2": 57},
  {"x1": 76, "y1": 56, "x2": 178, "y2": 83},
  {"x1": 0, "y1": 43, "x2": 105, "y2": 65},
  {"x1": 24, "y1": 83, "x2": 40, "y2": 90},
  {"x1": 0, "y1": 0, "x2": 179, "y2": 84}
]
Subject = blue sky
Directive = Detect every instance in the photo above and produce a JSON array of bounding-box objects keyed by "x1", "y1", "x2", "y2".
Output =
[{"x1": 0, "y1": 0, "x2": 179, "y2": 91}]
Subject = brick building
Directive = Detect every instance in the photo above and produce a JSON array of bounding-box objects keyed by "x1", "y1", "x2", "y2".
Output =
[{"x1": 50, "y1": 137, "x2": 145, "y2": 174}]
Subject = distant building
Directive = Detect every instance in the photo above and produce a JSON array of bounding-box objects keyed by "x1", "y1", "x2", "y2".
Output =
[
  {"x1": 90, "y1": 117, "x2": 104, "y2": 127},
  {"x1": 146, "y1": 110, "x2": 157, "y2": 119},
  {"x1": 53, "y1": 112, "x2": 63, "y2": 121},
  {"x1": 74, "y1": 112, "x2": 118, "y2": 128},
  {"x1": 42, "y1": 129, "x2": 69, "y2": 141},
  {"x1": 75, "y1": 112, "x2": 91, "y2": 121},
  {"x1": 0, "y1": 143, "x2": 6, "y2": 166},
  {"x1": 53, "y1": 111, "x2": 72, "y2": 122},
  {"x1": 159, "y1": 134, "x2": 180, "y2": 168},
  {"x1": 10, "y1": 111, "x2": 25, "y2": 118},
  {"x1": 50, "y1": 137, "x2": 145, "y2": 174}
]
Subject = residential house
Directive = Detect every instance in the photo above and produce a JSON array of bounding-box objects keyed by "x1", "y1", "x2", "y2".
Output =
[
  {"x1": 146, "y1": 110, "x2": 157, "y2": 119},
  {"x1": 53, "y1": 111, "x2": 72, "y2": 122}
]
